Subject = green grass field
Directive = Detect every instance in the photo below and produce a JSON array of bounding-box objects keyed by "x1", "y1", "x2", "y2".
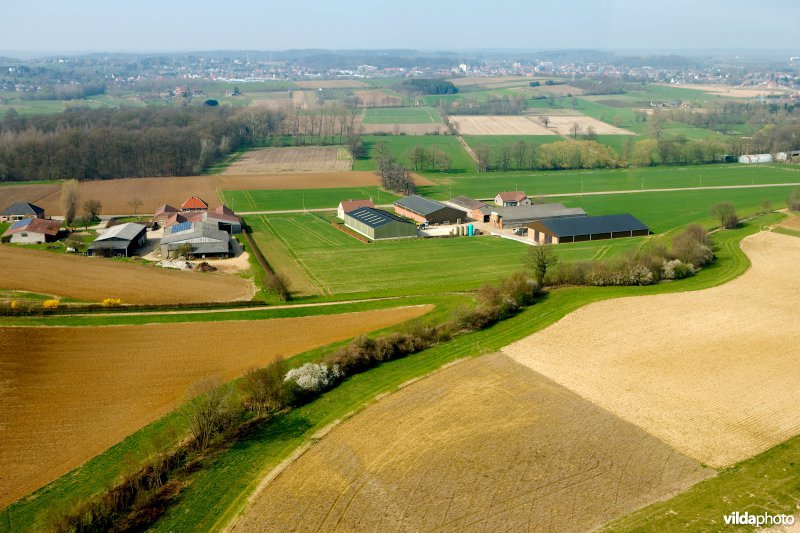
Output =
[
  {"x1": 352, "y1": 135, "x2": 475, "y2": 173},
  {"x1": 461, "y1": 135, "x2": 561, "y2": 151},
  {"x1": 221, "y1": 186, "x2": 396, "y2": 212},
  {"x1": 361, "y1": 106, "x2": 443, "y2": 124}
]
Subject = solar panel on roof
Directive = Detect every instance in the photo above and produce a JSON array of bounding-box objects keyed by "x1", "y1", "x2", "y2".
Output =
[
  {"x1": 9, "y1": 218, "x2": 32, "y2": 230},
  {"x1": 171, "y1": 221, "x2": 193, "y2": 233}
]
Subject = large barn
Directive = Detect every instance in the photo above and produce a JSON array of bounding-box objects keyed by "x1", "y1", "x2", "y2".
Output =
[
  {"x1": 160, "y1": 221, "x2": 231, "y2": 258},
  {"x1": 489, "y1": 203, "x2": 587, "y2": 229},
  {"x1": 526, "y1": 214, "x2": 650, "y2": 244},
  {"x1": 1, "y1": 218, "x2": 61, "y2": 244},
  {"x1": 394, "y1": 195, "x2": 466, "y2": 225},
  {"x1": 337, "y1": 199, "x2": 375, "y2": 220},
  {"x1": 344, "y1": 207, "x2": 418, "y2": 240},
  {"x1": 87, "y1": 223, "x2": 147, "y2": 256}
]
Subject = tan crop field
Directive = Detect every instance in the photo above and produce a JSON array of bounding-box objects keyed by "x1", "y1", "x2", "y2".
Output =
[
  {"x1": 2, "y1": 172, "x2": 382, "y2": 215},
  {"x1": 354, "y1": 89, "x2": 402, "y2": 107},
  {"x1": 450, "y1": 115, "x2": 556, "y2": 135},
  {"x1": 0, "y1": 246, "x2": 254, "y2": 304},
  {"x1": 778, "y1": 213, "x2": 800, "y2": 231},
  {"x1": 233, "y1": 353, "x2": 711, "y2": 532},
  {"x1": 223, "y1": 147, "x2": 352, "y2": 173},
  {"x1": 544, "y1": 114, "x2": 635, "y2": 136},
  {"x1": 296, "y1": 80, "x2": 368, "y2": 89},
  {"x1": 248, "y1": 97, "x2": 292, "y2": 109},
  {"x1": 0, "y1": 305, "x2": 431, "y2": 508},
  {"x1": 504, "y1": 231, "x2": 800, "y2": 468},
  {"x1": 358, "y1": 123, "x2": 447, "y2": 135},
  {"x1": 665, "y1": 83, "x2": 791, "y2": 98},
  {"x1": 291, "y1": 90, "x2": 318, "y2": 109}
]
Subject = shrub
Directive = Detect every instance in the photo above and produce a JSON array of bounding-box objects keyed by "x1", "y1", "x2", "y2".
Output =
[
  {"x1": 43, "y1": 299, "x2": 60, "y2": 309},
  {"x1": 182, "y1": 379, "x2": 240, "y2": 450},
  {"x1": 548, "y1": 260, "x2": 592, "y2": 286},
  {"x1": 242, "y1": 360, "x2": 291, "y2": 414},
  {"x1": 671, "y1": 225, "x2": 713, "y2": 267},
  {"x1": 788, "y1": 187, "x2": 800, "y2": 211},
  {"x1": 711, "y1": 201, "x2": 739, "y2": 229},
  {"x1": 662, "y1": 259, "x2": 695, "y2": 280},
  {"x1": 102, "y1": 298, "x2": 123, "y2": 307},
  {"x1": 284, "y1": 363, "x2": 342, "y2": 393}
]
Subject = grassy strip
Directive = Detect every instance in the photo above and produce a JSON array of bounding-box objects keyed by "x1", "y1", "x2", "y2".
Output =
[
  {"x1": 772, "y1": 226, "x2": 800, "y2": 238},
  {"x1": 151, "y1": 215, "x2": 782, "y2": 532},
  {"x1": 1, "y1": 214, "x2": 779, "y2": 530},
  {"x1": 603, "y1": 434, "x2": 800, "y2": 532}
]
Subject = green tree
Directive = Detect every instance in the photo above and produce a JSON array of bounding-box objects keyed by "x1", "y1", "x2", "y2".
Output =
[
  {"x1": 710, "y1": 202, "x2": 739, "y2": 229},
  {"x1": 525, "y1": 245, "x2": 558, "y2": 286}
]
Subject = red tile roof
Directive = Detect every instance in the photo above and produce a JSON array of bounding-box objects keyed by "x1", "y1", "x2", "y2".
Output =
[
  {"x1": 2, "y1": 217, "x2": 61, "y2": 237},
  {"x1": 497, "y1": 191, "x2": 527, "y2": 202},
  {"x1": 181, "y1": 196, "x2": 208, "y2": 210},
  {"x1": 339, "y1": 199, "x2": 374, "y2": 213},
  {"x1": 163, "y1": 213, "x2": 188, "y2": 227},
  {"x1": 214, "y1": 205, "x2": 235, "y2": 216},
  {"x1": 154, "y1": 204, "x2": 179, "y2": 216}
]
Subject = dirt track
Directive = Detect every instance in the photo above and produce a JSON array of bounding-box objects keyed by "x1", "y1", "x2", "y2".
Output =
[
  {"x1": 0, "y1": 245, "x2": 253, "y2": 304},
  {"x1": 233, "y1": 353, "x2": 711, "y2": 532},
  {"x1": 504, "y1": 231, "x2": 800, "y2": 468},
  {"x1": 0, "y1": 305, "x2": 431, "y2": 508}
]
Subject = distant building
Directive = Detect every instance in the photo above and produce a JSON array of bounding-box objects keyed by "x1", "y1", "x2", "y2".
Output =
[
  {"x1": 87, "y1": 223, "x2": 147, "y2": 257},
  {"x1": 1, "y1": 218, "x2": 60, "y2": 244},
  {"x1": 1, "y1": 202, "x2": 45, "y2": 222},
  {"x1": 180, "y1": 196, "x2": 209, "y2": 212},
  {"x1": 153, "y1": 204, "x2": 180, "y2": 223},
  {"x1": 494, "y1": 191, "x2": 531, "y2": 207},
  {"x1": 489, "y1": 203, "x2": 587, "y2": 230},
  {"x1": 344, "y1": 207, "x2": 418, "y2": 240},
  {"x1": 526, "y1": 214, "x2": 650, "y2": 244},
  {"x1": 337, "y1": 199, "x2": 375, "y2": 220},
  {"x1": 738, "y1": 154, "x2": 773, "y2": 164},
  {"x1": 160, "y1": 221, "x2": 231, "y2": 258},
  {"x1": 393, "y1": 195, "x2": 466, "y2": 225}
]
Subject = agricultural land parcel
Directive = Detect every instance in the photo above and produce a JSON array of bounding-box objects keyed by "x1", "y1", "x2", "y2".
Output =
[
  {"x1": 223, "y1": 146, "x2": 352, "y2": 173},
  {"x1": 352, "y1": 135, "x2": 475, "y2": 172},
  {"x1": 0, "y1": 305, "x2": 431, "y2": 508},
  {"x1": 232, "y1": 353, "x2": 712, "y2": 532},
  {"x1": 503, "y1": 231, "x2": 800, "y2": 468},
  {"x1": 450, "y1": 115, "x2": 555, "y2": 136},
  {"x1": 0, "y1": 245, "x2": 253, "y2": 304}
]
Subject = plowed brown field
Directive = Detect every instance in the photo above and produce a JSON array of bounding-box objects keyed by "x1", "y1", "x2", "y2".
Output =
[
  {"x1": 0, "y1": 183, "x2": 62, "y2": 212},
  {"x1": 233, "y1": 353, "x2": 711, "y2": 532},
  {"x1": 224, "y1": 147, "x2": 352, "y2": 173},
  {"x1": 504, "y1": 231, "x2": 800, "y2": 468},
  {"x1": 0, "y1": 305, "x2": 431, "y2": 507},
  {"x1": 0, "y1": 246, "x2": 253, "y2": 304},
  {"x1": 450, "y1": 115, "x2": 556, "y2": 135}
]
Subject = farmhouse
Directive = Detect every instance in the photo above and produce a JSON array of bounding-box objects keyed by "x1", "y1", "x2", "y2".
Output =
[
  {"x1": 157, "y1": 203, "x2": 241, "y2": 234},
  {"x1": 344, "y1": 207, "x2": 418, "y2": 241},
  {"x1": 1, "y1": 218, "x2": 61, "y2": 244},
  {"x1": 526, "y1": 214, "x2": 650, "y2": 244},
  {"x1": 489, "y1": 203, "x2": 587, "y2": 230},
  {"x1": 1, "y1": 202, "x2": 45, "y2": 222},
  {"x1": 153, "y1": 204, "x2": 180, "y2": 223},
  {"x1": 181, "y1": 196, "x2": 209, "y2": 212},
  {"x1": 447, "y1": 196, "x2": 492, "y2": 222},
  {"x1": 337, "y1": 199, "x2": 375, "y2": 220},
  {"x1": 87, "y1": 223, "x2": 147, "y2": 257},
  {"x1": 494, "y1": 191, "x2": 531, "y2": 207},
  {"x1": 394, "y1": 195, "x2": 467, "y2": 225},
  {"x1": 160, "y1": 221, "x2": 231, "y2": 258},
  {"x1": 738, "y1": 154, "x2": 773, "y2": 164}
]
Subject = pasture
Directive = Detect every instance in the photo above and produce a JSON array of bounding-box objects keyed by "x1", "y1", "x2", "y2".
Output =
[
  {"x1": 352, "y1": 135, "x2": 475, "y2": 172},
  {"x1": 222, "y1": 186, "x2": 394, "y2": 212},
  {"x1": 0, "y1": 305, "x2": 431, "y2": 508},
  {"x1": 246, "y1": 213, "x2": 643, "y2": 298},
  {"x1": 222, "y1": 146, "x2": 352, "y2": 173},
  {"x1": 354, "y1": 89, "x2": 404, "y2": 107},
  {"x1": 0, "y1": 246, "x2": 254, "y2": 304},
  {"x1": 449, "y1": 115, "x2": 555, "y2": 136},
  {"x1": 361, "y1": 106, "x2": 443, "y2": 124},
  {"x1": 504, "y1": 231, "x2": 800, "y2": 467},
  {"x1": 232, "y1": 353, "x2": 711, "y2": 532}
]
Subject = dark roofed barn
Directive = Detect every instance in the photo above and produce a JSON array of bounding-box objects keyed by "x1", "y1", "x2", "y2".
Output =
[
  {"x1": 393, "y1": 195, "x2": 466, "y2": 225},
  {"x1": 160, "y1": 221, "x2": 231, "y2": 258},
  {"x1": 489, "y1": 203, "x2": 587, "y2": 229},
  {"x1": 344, "y1": 207, "x2": 418, "y2": 240},
  {"x1": 1, "y1": 202, "x2": 45, "y2": 222},
  {"x1": 526, "y1": 214, "x2": 650, "y2": 244}
]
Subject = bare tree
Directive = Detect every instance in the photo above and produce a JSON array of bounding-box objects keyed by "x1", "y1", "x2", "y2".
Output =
[
  {"x1": 128, "y1": 197, "x2": 144, "y2": 215},
  {"x1": 83, "y1": 199, "x2": 102, "y2": 221},
  {"x1": 569, "y1": 122, "x2": 582, "y2": 140},
  {"x1": 267, "y1": 272, "x2": 291, "y2": 301},
  {"x1": 540, "y1": 115, "x2": 550, "y2": 129},
  {"x1": 710, "y1": 202, "x2": 739, "y2": 229},
  {"x1": 61, "y1": 179, "x2": 80, "y2": 225},
  {"x1": 182, "y1": 378, "x2": 239, "y2": 450}
]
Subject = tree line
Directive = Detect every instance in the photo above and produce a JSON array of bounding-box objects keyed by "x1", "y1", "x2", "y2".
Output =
[{"x1": 473, "y1": 140, "x2": 621, "y2": 172}]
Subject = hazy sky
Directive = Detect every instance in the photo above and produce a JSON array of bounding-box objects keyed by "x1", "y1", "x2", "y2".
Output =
[{"x1": 2, "y1": 0, "x2": 799, "y2": 54}]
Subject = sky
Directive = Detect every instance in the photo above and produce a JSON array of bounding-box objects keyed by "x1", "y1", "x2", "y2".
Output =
[{"x1": 2, "y1": 0, "x2": 799, "y2": 54}]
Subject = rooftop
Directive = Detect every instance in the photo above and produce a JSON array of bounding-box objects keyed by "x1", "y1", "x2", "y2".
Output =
[
  {"x1": 346, "y1": 207, "x2": 414, "y2": 229},
  {"x1": 534, "y1": 214, "x2": 649, "y2": 237},
  {"x1": 2, "y1": 217, "x2": 60, "y2": 236},
  {"x1": 2, "y1": 201, "x2": 45, "y2": 216},
  {"x1": 449, "y1": 196, "x2": 489, "y2": 210},
  {"x1": 493, "y1": 203, "x2": 587, "y2": 221},
  {"x1": 93, "y1": 223, "x2": 146, "y2": 242},
  {"x1": 339, "y1": 199, "x2": 375, "y2": 213},
  {"x1": 496, "y1": 191, "x2": 527, "y2": 202},
  {"x1": 181, "y1": 196, "x2": 208, "y2": 210},
  {"x1": 161, "y1": 221, "x2": 230, "y2": 244},
  {"x1": 394, "y1": 195, "x2": 454, "y2": 216}
]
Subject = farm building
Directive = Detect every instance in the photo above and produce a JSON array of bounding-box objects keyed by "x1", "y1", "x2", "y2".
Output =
[
  {"x1": 160, "y1": 221, "x2": 231, "y2": 258},
  {"x1": 337, "y1": 199, "x2": 375, "y2": 220},
  {"x1": 153, "y1": 204, "x2": 180, "y2": 223},
  {"x1": 344, "y1": 207, "x2": 418, "y2": 241},
  {"x1": 206, "y1": 205, "x2": 242, "y2": 234},
  {"x1": 489, "y1": 203, "x2": 587, "y2": 230},
  {"x1": 181, "y1": 196, "x2": 209, "y2": 212},
  {"x1": 738, "y1": 154, "x2": 773, "y2": 164},
  {"x1": 1, "y1": 218, "x2": 61, "y2": 244},
  {"x1": 494, "y1": 191, "x2": 531, "y2": 207},
  {"x1": 447, "y1": 196, "x2": 492, "y2": 222},
  {"x1": 526, "y1": 214, "x2": 650, "y2": 244},
  {"x1": 394, "y1": 195, "x2": 467, "y2": 225},
  {"x1": 1, "y1": 202, "x2": 45, "y2": 222},
  {"x1": 87, "y1": 223, "x2": 147, "y2": 257}
]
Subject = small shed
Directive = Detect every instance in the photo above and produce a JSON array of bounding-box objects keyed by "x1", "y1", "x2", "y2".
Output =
[
  {"x1": 1, "y1": 218, "x2": 61, "y2": 244},
  {"x1": 344, "y1": 207, "x2": 418, "y2": 240},
  {"x1": 393, "y1": 195, "x2": 466, "y2": 225},
  {"x1": 337, "y1": 199, "x2": 375, "y2": 220},
  {"x1": 1, "y1": 202, "x2": 45, "y2": 222},
  {"x1": 87, "y1": 223, "x2": 147, "y2": 256},
  {"x1": 526, "y1": 214, "x2": 650, "y2": 244}
]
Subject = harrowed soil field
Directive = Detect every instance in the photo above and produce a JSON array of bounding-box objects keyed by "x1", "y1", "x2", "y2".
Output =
[
  {"x1": 0, "y1": 246, "x2": 254, "y2": 304},
  {"x1": 232, "y1": 353, "x2": 712, "y2": 532},
  {"x1": 503, "y1": 231, "x2": 800, "y2": 468},
  {"x1": 224, "y1": 146, "x2": 352, "y2": 174},
  {"x1": 0, "y1": 305, "x2": 431, "y2": 509}
]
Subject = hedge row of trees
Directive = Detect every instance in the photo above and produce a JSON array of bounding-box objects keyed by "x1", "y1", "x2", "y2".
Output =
[
  {"x1": 474, "y1": 140, "x2": 621, "y2": 172},
  {"x1": 446, "y1": 95, "x2": 528, "y2": 115}
]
